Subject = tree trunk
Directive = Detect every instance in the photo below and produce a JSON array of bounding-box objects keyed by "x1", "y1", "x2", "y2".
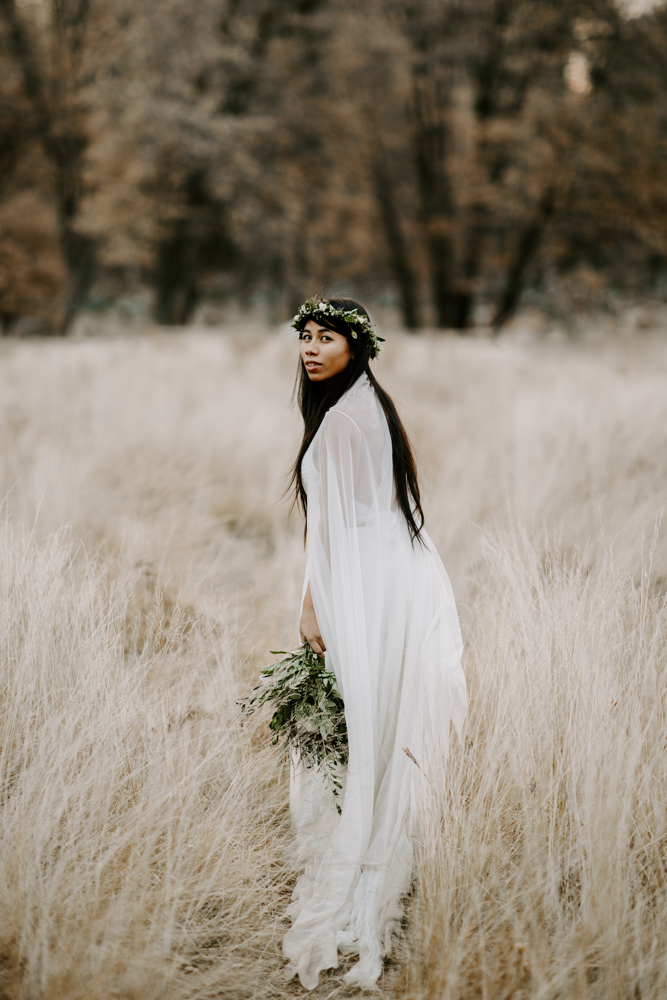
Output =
[
  {"x1": 492, "y1": 185, "x2": 556, "y2": 331},
  {"x1": 155, "y1": 229, "x2": 199, "y2": 325},
  {"x1": 412, "y1": 67, "x2": 472, "y2": 330},
  {"x1": 373, "y1": 164, "x2": 420, "y2": 329},
  {"x1": 428, "y1": 231, "x2": 472, "y2": 328},
  {"x1": 51, "y1": 133, "x2": 96, "y2": 332}
]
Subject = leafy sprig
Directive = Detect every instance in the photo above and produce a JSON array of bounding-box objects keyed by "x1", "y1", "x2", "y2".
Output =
[{"x1": 240, "y1": 642, "x2": 348, "y2": 809}]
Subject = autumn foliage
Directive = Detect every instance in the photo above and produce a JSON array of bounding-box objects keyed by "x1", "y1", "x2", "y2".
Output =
[{"x1": 1, "y1": 0, "x2": 666, "y2": 332}]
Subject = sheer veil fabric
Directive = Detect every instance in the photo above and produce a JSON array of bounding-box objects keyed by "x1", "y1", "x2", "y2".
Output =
[{"x1": 283, "y1": 374, "x2": 467, "y2": 990}]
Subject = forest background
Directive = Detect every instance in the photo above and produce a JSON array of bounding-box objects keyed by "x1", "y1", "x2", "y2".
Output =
[{"x1": 1, "y1": 0, "x2": 667, "y2": 334}]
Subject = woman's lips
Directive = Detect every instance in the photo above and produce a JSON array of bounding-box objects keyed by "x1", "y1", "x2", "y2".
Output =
[{"x1": 305, "y1": 362, "x2": 321, "y2": 369}]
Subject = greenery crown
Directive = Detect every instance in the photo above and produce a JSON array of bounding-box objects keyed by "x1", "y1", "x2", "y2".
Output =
[{"x1": 291, "y1": 298, "x2": 385, "y2": 360}]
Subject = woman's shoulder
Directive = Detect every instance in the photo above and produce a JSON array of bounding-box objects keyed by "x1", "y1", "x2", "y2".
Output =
[
  {"x1": 330, "y1": 375, "x2": 377, "y2": 421},
  {"x1": 320, "y1": 406, "x2": 362, "y2": 446},
  {"x1": 323, "y1": 375, "x2": 385, "y2": 442}
]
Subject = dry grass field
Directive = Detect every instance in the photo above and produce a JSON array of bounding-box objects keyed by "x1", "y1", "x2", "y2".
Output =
[{"x1": 0, "y1": 324, "x2": 666, "y2": 1000}]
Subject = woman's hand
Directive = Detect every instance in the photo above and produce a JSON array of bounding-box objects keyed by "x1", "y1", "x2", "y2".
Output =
[{"x1": 300, "y1": 585, "x2": 326, "y2": 658}]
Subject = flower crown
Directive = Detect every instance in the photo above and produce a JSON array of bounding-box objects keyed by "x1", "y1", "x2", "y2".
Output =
[{"x1": 291, "y1": 298, "x2": 385, "y2": 360}]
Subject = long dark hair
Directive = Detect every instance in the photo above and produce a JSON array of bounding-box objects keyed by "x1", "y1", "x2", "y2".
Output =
[{"x1": 289, "y1": 297, "x2": 425, "y2": 542}]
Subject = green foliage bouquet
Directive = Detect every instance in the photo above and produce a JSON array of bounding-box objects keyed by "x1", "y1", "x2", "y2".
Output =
[{"x1": 240, "y1": 642, "x2": 348, "y2": 809}]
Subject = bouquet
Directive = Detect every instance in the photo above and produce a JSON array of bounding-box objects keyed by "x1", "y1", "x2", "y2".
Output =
[{"x1": 240, "y1": 642, "x2": 348, "y2": 810}]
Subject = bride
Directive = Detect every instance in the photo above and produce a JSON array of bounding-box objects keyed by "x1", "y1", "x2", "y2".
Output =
[{"x1": 283, "y1": 297, "x2": 467, "y2": 990}]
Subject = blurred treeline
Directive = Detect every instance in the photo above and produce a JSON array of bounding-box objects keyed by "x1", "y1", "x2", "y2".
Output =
[{"x1": 1, "y1": 0, "x2": 666, "y2": 333}]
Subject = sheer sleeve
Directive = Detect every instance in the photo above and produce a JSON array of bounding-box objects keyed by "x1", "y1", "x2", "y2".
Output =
[{"x1": 305, "y1": 404, "x2": 392, "y2": 711}]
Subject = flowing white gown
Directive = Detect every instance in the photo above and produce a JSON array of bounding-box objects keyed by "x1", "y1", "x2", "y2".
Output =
[{"x1": 283, "y1": 373, "x2": 467, "y2": 990}]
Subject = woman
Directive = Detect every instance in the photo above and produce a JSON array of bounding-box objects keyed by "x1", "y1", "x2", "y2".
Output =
[{"x1": 284, "y1": 297, "x2": 467, "y2": 990}]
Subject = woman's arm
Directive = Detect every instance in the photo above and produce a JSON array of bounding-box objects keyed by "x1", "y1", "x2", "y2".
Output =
[{"x1": 300, "y1": 584, "x2": 326, "y2": 657}]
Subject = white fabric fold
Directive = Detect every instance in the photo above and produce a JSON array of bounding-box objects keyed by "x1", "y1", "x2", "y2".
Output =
[{"x1": 283, "y1": 374, "x2": 467, "y2": 990}]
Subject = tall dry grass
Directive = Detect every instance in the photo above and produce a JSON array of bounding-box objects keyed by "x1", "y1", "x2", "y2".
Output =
[{"x1": 0, "y1": 326, "x2": 665, "y2": 999}]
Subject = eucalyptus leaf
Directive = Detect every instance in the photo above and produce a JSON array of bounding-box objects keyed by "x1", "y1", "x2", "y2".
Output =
[{"x1": 239, "y1": 641, "x2": 348, "y2": 804}]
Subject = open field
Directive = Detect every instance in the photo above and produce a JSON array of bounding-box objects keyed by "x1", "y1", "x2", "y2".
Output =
[{"x1": 0, "y1": 325, "x2": 666, "y2": 999}]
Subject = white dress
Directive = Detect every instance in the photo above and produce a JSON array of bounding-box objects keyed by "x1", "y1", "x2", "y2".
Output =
[{"x1": 283, "y1": 374, "x2": 467, "y2": 990}]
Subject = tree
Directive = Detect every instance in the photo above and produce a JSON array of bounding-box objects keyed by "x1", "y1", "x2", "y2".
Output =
[
  {"x1": 394, "y1": 0, "x2": 629, "y2": 329},
  {"x1": 0, "y1": 0, "x2": 96, "y2": 331}
]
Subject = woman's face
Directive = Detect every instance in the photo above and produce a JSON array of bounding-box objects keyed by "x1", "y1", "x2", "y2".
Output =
[{"x1": 300, "y1": 320, "x2": 351, "y2": 381}]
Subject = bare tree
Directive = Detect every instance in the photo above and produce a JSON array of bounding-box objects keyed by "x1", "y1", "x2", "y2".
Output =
[{"x1": 0, "y1": 0, "x2": 95, "y2": 331}]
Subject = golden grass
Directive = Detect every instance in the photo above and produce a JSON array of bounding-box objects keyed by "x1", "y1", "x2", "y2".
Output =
[{"x1": 0, "y1": 326, "x2": 665, "y2": 999}]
